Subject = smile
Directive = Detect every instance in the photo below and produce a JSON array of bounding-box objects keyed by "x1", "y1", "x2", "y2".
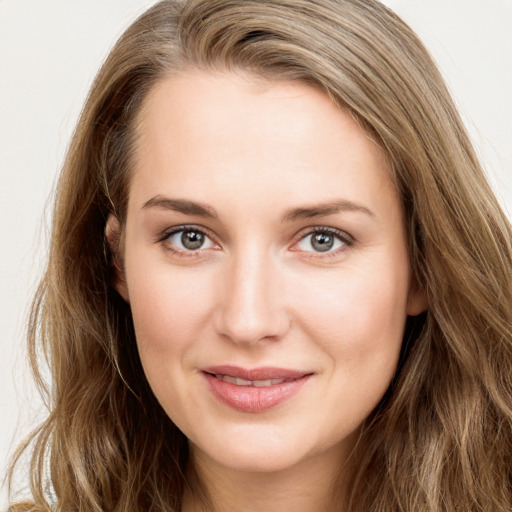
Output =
[
  {"x1": 214, "y1": 375, "x2": 289, "y2": 387},
  {"x1": 202, "y1": 366, "x2": 312, "y2": 413}
]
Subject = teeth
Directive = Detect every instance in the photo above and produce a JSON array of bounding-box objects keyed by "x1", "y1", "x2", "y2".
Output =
[
  {"x1": 215, "y1": 375, "x2": 286, "y2": 387},
  {"x1": 253, "y1": 379, "x2": 272, "y2": 387},
  {"x1": 221, "y1": 375, "x2": 238, "y2": 385},
  {"x1": 254, "y1": 379, "x2": 286, "y2": 386}
]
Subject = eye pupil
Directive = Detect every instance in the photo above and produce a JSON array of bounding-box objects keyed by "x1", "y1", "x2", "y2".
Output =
[
  {"x1": 311, "y1": 232, "x2": 334, "y2": 252},
  {"x1": 181, "y1": 230, "x2": 204, "y2": 250}
]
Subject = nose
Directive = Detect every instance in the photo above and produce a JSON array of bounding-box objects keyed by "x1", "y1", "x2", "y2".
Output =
[{"x1": 214, "y1": 248, "x2": 290, "y2": 346}]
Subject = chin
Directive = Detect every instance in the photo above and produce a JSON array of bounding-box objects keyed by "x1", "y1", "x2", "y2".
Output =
[
  {"x1": 201, "y1": 444, "x2": 307, "y2": 473},
  {"x1": 189, "y1": 423, "x2": 330, "y2": 474}
]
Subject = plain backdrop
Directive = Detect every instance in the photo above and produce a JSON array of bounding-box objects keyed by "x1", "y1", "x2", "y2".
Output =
[{"x1": 1, "y1": 0, "x2": 511, "y2": 505}]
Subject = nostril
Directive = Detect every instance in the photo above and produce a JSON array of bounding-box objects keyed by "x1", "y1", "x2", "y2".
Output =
[{"x1": 214, "y1": 305, "x2": 290, "y2": 345}]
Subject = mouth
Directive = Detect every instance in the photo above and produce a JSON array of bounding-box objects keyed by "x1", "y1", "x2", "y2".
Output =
[
  {"x1": 201, "y1": 366, "x2": 313, "y2": 413},
  {"x1": 210, "y1": 374, "x2": 292, "y2": 387}
]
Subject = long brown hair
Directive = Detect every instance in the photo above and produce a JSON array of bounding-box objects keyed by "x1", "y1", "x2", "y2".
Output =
[{"x1": 9, "y1": 1, "x2": 512, "y2": 510}]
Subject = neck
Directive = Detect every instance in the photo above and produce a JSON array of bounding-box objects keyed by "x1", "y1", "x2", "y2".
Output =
[{"x1": 181, "y1": 444, "x2": 355, "y2": 512}]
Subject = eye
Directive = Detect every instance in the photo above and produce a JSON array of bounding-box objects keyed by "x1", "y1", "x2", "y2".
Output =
[
  {"x1": 296, "y1": 228, "x2": 352, "y2": 254},
  {"x1": 164, "y1": 227, "x2": 217, "y2": 252}
]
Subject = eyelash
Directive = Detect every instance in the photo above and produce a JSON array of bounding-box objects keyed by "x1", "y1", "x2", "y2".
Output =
[
  {"x1": 158, "y1": 225, "x2": 354, "y2": 258},
  {"x1": 158, "y1": 225, "x2": 217, "y2": 258},
  {"x1": 295, "y1": 226, "x2": 354, "y2": 259}
]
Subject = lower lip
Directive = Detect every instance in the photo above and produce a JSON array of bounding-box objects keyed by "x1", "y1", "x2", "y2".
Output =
[{"x1": 203, "y1": 372, "x2": 311, "y2": 413}]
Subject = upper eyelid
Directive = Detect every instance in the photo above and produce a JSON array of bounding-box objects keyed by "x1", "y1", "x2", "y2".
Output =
[
  {"x1": 294, "y1": 225, "x2": 354, "y2": 244},
  {"x1": 159, "y1": 224, "x2": 216, "y2": 242},
  {"x1": 159, "y1": 226, "x2": 219, "y2": 257}
]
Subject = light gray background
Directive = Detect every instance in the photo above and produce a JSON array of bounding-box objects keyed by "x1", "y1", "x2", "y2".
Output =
[{"x1": 1, "y1": 0, "x2": 511, "y2": 505}]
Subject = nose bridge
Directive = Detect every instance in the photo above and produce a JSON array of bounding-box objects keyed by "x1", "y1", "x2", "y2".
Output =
[{"x1": 215, "y1": 243, "x2": 287, "y2": 345}]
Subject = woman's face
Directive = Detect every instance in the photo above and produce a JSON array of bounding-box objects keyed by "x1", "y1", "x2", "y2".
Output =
[{"x1": 113, "y1": 70, "x2": 426, "y2": 474}]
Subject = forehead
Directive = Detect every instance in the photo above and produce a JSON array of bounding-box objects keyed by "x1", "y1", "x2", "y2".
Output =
[{"x1": 129, "y1": 69, "x2": 398, "y2": 217}]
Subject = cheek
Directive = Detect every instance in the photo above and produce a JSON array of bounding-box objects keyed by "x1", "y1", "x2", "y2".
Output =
[
  {"x1": 125, "y1": 262, "x2": 218, "y2": 424},
  {"x1": 295, "y1": 261, "x2": 409, "y2": 429},
  {"x1": 292, "y1": 256, "x2": 410, "y2": 368},
  {"x1": 126, "y1": 260, "x2": 215, "y2": 359}
]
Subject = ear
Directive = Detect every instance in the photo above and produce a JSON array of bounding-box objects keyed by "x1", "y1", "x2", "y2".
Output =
[
  {"x1": 105, "y1": 213, "x2": 129, "y2": 302},
  {"x1": 406, "y1": 276, "x2": 428, "y2": 316}
]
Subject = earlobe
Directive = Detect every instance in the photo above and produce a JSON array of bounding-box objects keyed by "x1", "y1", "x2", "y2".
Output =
[
  {"x1": 406, "y1": 279, "x2": 428, "y2": 316},
  {"x1": 105, "y1": 213, "x2": 130, "y2": 302}
]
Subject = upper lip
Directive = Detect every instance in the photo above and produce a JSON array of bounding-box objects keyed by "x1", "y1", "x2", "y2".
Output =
[{"x1": 202, "y1": 365, "x2": 311, "y2": 381}]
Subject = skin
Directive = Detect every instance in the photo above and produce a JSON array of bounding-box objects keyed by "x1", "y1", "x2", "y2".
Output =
[{"x1": 109, "y1": 70, "x2": 427, "y2": 511}]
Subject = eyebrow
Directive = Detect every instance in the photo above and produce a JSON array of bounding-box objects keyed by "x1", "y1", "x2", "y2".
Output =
[
  {"x1": 141, "y1": 196, "x2": 217, "y2": 218},
  {"x1": 141, "y1": 195, "x2": 374, "y2": 222},
  {"x1": 282, "y1": 200, "x2": 375, "y2": 222}
]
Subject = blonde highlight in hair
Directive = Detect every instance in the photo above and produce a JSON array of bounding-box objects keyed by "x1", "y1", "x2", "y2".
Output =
[{"x1": 9, "y1": 1, "x2": 512, "y2": 510}]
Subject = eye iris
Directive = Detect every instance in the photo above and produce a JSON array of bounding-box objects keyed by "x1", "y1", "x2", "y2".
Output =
[
  {"x1": 181, "y1": 230, "x2": 204, "y2": 250},
  {"x1": 311, "y1": 232, "x2": 334, "y2": 252}
]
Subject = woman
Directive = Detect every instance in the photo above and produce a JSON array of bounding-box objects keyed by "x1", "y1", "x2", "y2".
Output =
[{"x1": 8, "y1": 0, "x2": 512, "y2": 510}]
